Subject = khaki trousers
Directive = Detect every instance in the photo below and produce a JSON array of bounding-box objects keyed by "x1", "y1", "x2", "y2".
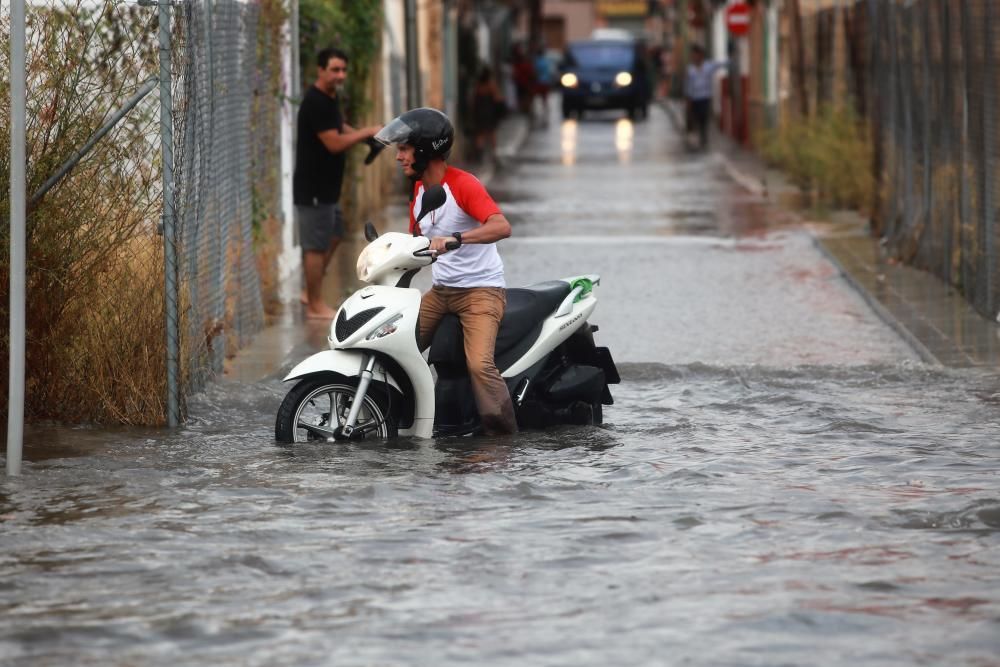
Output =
[{"x1": 419, "y1": 286, "x2": 518, "y2": 435}]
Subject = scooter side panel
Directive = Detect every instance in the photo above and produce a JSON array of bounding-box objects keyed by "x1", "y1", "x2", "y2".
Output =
[
  {"x1": 501, "y1": 295, "x2": 598, "y2": 377},
  {"x1": 334, "y1": 286, "x2": 435, "y2": 438}
]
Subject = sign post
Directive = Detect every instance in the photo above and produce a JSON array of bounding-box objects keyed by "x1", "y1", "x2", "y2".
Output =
[{"x1": 725, "y1": 2, "x2": 750, "y2": 144}]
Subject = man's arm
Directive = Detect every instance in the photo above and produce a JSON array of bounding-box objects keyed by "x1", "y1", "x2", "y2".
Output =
[
  {"x1": 428, "y1": 213, "x2": 511, "y2": 253},
  {"x1": 317, "y1": 125, "x2": 381, "y2": 154}
]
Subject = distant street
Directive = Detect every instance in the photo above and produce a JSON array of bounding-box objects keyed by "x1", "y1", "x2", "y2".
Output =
[{"x1": 483, "y1": 102, "x2": 917, "y2": 366}]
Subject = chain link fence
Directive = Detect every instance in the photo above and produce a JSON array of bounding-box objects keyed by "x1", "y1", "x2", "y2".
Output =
[
  {"x1": 868, "y1": 0, "x2": 998, "y2": 322},
  {"x1": 2, "y1": 0, "x2": 285, "y2": 424},
  {"x1": 174, "y1": 0, "x2": 283, "y2": 394},
  {"x1": 782, "y1": 0, "x2": 999, "y2": 322}
]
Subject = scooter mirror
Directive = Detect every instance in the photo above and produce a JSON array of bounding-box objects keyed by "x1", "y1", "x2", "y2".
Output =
[
  {"x1": 416, "y1": 185, "x2": 447, "y2": 224},
  {"x1": 364, "y1": 221, "x2": 379, "y2": 242}
]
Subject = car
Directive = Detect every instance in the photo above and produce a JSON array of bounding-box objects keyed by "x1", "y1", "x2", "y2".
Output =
[{"x1": 558, "y1": 38, "x2": 650, "y2": 120}]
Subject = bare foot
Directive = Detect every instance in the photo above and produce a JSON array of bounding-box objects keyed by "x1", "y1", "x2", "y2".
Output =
[
  {"x1": 300, "y1": 289, "x2": 308, "y2": 305},
  {"x1": 305, "y1": 304, "x2": 337, "y2": 320}
]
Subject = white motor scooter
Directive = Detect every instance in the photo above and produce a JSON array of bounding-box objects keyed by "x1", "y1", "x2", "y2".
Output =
[{"x1": 275, "y1": 185, "x2": 619, "y2": 442}]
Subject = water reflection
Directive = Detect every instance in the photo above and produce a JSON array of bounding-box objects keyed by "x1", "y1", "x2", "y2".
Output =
[
  {"x1": 560, "y1": 119, "x2": 577, "y2": 166},
  {"x1": 614, "y1": 118, "x2": 633, "y2": 163}
]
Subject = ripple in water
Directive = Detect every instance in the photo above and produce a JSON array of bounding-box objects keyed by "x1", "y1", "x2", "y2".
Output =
[{"x1": 2, "y1": 363, "x2": 999, "y2": 665}]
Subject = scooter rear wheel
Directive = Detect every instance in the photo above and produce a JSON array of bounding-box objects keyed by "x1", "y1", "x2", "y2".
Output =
[{"x1": 275, "y1": 373, "x2": 398, "y2": 443}]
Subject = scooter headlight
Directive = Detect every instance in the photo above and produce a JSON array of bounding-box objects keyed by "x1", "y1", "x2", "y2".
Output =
[{"x1": 366, "y1": 314, "x2": 404, "y2": 340}]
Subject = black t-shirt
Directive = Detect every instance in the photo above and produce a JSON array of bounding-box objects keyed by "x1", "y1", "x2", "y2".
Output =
[{"x1": 293, "y1": 86, "x2": 346, "y2": 205}]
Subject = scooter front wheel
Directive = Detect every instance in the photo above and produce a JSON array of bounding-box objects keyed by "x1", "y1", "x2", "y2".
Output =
[{"x1": 275, "y1": 373, "x2": 398, "y2": 443}]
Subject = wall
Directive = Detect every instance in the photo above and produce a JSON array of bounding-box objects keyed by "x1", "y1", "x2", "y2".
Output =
[{"x1": 543, "y1": 0, "x2": 596, "y2": 43}]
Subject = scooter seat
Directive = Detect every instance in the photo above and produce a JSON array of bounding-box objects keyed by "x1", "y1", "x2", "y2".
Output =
[{"x1": 428, "y1": 281, "x2": 571, "y2": 371}]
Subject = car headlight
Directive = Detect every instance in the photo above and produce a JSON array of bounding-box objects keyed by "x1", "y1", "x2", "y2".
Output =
[
  {"x1": 366, "y1": 314, "x2": 403, "y2": 340},
  {"x1": 560, "y1": 73, "x2": 578, "y2": 88},
  {"x1": 614, "y1": 71, "x2": 632, "y2": 87}
]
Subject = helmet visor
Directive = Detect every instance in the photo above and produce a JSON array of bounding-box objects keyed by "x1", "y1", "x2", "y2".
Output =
[{"x1": 374, "y1": 117, "x2": 416, "y2": 147}]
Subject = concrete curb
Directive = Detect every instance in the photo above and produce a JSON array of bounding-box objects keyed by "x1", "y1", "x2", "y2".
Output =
[{"x1": 810, "y1": 235, "x2": 941, "y2": 366}]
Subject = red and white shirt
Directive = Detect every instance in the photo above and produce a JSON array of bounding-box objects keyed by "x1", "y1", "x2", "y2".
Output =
[{"x1": 409, "y1": 166, "x2": 506, "y2": 288}]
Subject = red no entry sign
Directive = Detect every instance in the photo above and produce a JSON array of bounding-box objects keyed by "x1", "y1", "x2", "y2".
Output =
[{"x1": 726, "y1": 2, "x2": 751, "y2": 37}]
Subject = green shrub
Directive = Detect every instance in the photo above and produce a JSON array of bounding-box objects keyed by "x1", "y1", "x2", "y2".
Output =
[{"x1": 297, "y1": 0, "x2": 382, "y2": 121}]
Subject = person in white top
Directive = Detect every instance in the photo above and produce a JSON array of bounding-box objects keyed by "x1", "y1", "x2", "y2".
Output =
[
  {"x1": 374, "y1": 108, "x2": 517, "y2": 435},
  {"x1": 685, "y1": 44, "x2": 728, "y2": 150}
]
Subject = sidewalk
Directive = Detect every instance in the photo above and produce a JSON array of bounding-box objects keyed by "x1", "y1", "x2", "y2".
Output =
[
  {"x1": 222, "y1": 113, "x2": 533, "y2": 384},
  {"x1": 659, "y1": 97, "x2": 1000, "y2": 367}
]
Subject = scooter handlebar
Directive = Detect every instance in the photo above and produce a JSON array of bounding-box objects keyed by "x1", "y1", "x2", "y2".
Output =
[{"x1": 413, "y1": 240, "x2": 460, "y2": 260}]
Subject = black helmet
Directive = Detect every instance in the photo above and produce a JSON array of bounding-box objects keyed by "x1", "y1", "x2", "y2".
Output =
[{"x1": 374, "y1": 107, "x2": 454, "y2": 175}]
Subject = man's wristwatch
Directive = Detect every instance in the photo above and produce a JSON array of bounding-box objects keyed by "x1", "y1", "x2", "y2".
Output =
[{"x1": 452, "y1": 232, "x2": 462, "y2": 247}]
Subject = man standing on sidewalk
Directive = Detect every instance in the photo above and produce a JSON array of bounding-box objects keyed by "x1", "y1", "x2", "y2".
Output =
[
  {"x1": 294, "y1": 47, "x2": 381, "y2": 320},
  {"x1": 684, "y1": 44, "x2": 727, "y2": 151}
]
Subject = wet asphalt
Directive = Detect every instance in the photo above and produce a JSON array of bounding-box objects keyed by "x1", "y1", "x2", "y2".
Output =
[{"x1": 471, "y1": 104, "x2": 918, "y2": 367}]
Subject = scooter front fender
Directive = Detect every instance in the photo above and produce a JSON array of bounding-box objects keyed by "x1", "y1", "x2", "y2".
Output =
[
  {"x1": 282, "y1": 349, "x2": 402, "y2": 395},
  {"x1": 282, "y1": 349, "x2": 435, "y2": 439}
]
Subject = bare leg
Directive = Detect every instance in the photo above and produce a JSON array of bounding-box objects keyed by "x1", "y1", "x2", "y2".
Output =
[
  {"x1": 323, "y1": 237, "x2": 341, "y2": 273},
  {"x1": 487, "y1": 130, "x2": 499, "y2": 168},
  {"x1": 300, "y1": 238, "x2": 341, "y2": 304},
  {"x1": 303, "y1": 250, "x2": 336, "y2": 319}
]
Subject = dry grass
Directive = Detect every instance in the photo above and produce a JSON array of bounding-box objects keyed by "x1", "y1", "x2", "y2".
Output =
[
  {"x1": 61, "y1": 234, "x2": 168, "y2": 424},
  {"x1": 0, "y1": 1, "x2": 170, "y2": 424},
  {"x1": 757, "y1": 104, "x2": 875, "y2": 214}
]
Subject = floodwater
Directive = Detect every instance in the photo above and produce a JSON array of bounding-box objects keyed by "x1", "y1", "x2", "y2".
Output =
[{"x1": 3, "y1": 105, "x2": 999, "y2": 666}]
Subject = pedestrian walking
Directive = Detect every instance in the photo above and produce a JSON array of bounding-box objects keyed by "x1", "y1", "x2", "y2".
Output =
[
  {"x1": 511, "y1": 44, "x2": 536, "y2": 119},
  {"x1": 375, "y1": 107, "x2": 518, "y2": 435},
  {"x1": 532, "y1": 46, "x2": 553, "y2": 125},
  {"x1": 470, "y1": 65, "x2": 505, "y2": 166},
  {"x1": 684, "y1": 44, "x2": 727, "y2": 150},
  {"x1": 294, "y1": 46, "x2": 381, "y2": 320}
]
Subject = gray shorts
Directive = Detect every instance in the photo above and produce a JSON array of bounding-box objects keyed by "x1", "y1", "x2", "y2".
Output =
[{"x1": 296, "y1": 203, "x2": 344, "y2": 251}]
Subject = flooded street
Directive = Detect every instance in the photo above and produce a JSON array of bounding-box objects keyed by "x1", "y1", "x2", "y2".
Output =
[{"x1": 3, "y1": 105, "x2": 1000, "y2": 666}]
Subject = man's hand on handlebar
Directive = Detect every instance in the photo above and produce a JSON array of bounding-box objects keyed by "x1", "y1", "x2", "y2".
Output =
[{"x1": 428, "y1": 236, "x2": 461, "y2": 254}]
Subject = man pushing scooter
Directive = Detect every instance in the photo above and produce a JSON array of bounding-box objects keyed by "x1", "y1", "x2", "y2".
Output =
[{"x1": 374, "y1": 108, "x2": 518, "y2": 435}]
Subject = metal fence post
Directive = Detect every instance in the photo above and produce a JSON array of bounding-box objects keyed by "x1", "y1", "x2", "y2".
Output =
[
  {"x1": 901, "y1": 7, "x2": 915, "y2": 239},
  {"x1": 921, "y1": 0, "x2": 932, "y2": 263},
  {"x1": 941, "y1": 0, "x2": 953, "y2": 281},
  {"x1": 159, "y1": 0, "x2": 181, "y2": 427},
  {"x1": 7, "y1": 0, "x2": 27, "y2": 476},
  {"x1": 959, "y1": 0, "x2": 972, "y2": 293},
  {"x1": 982, "y1": 1, "x2": 995, "y2": 314},
  {"x1": 405, "y1": 0, "x2": 422, "y2": 108}
]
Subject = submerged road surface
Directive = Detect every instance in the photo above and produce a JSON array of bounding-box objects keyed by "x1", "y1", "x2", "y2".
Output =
[{"x1": 3, "y1": 103, "x2": 999, "y2": 666}]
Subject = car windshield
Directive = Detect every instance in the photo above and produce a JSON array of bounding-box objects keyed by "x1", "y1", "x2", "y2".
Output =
[{"x1": 566, "y1": 42, "x2": 634, "y2": 69}]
